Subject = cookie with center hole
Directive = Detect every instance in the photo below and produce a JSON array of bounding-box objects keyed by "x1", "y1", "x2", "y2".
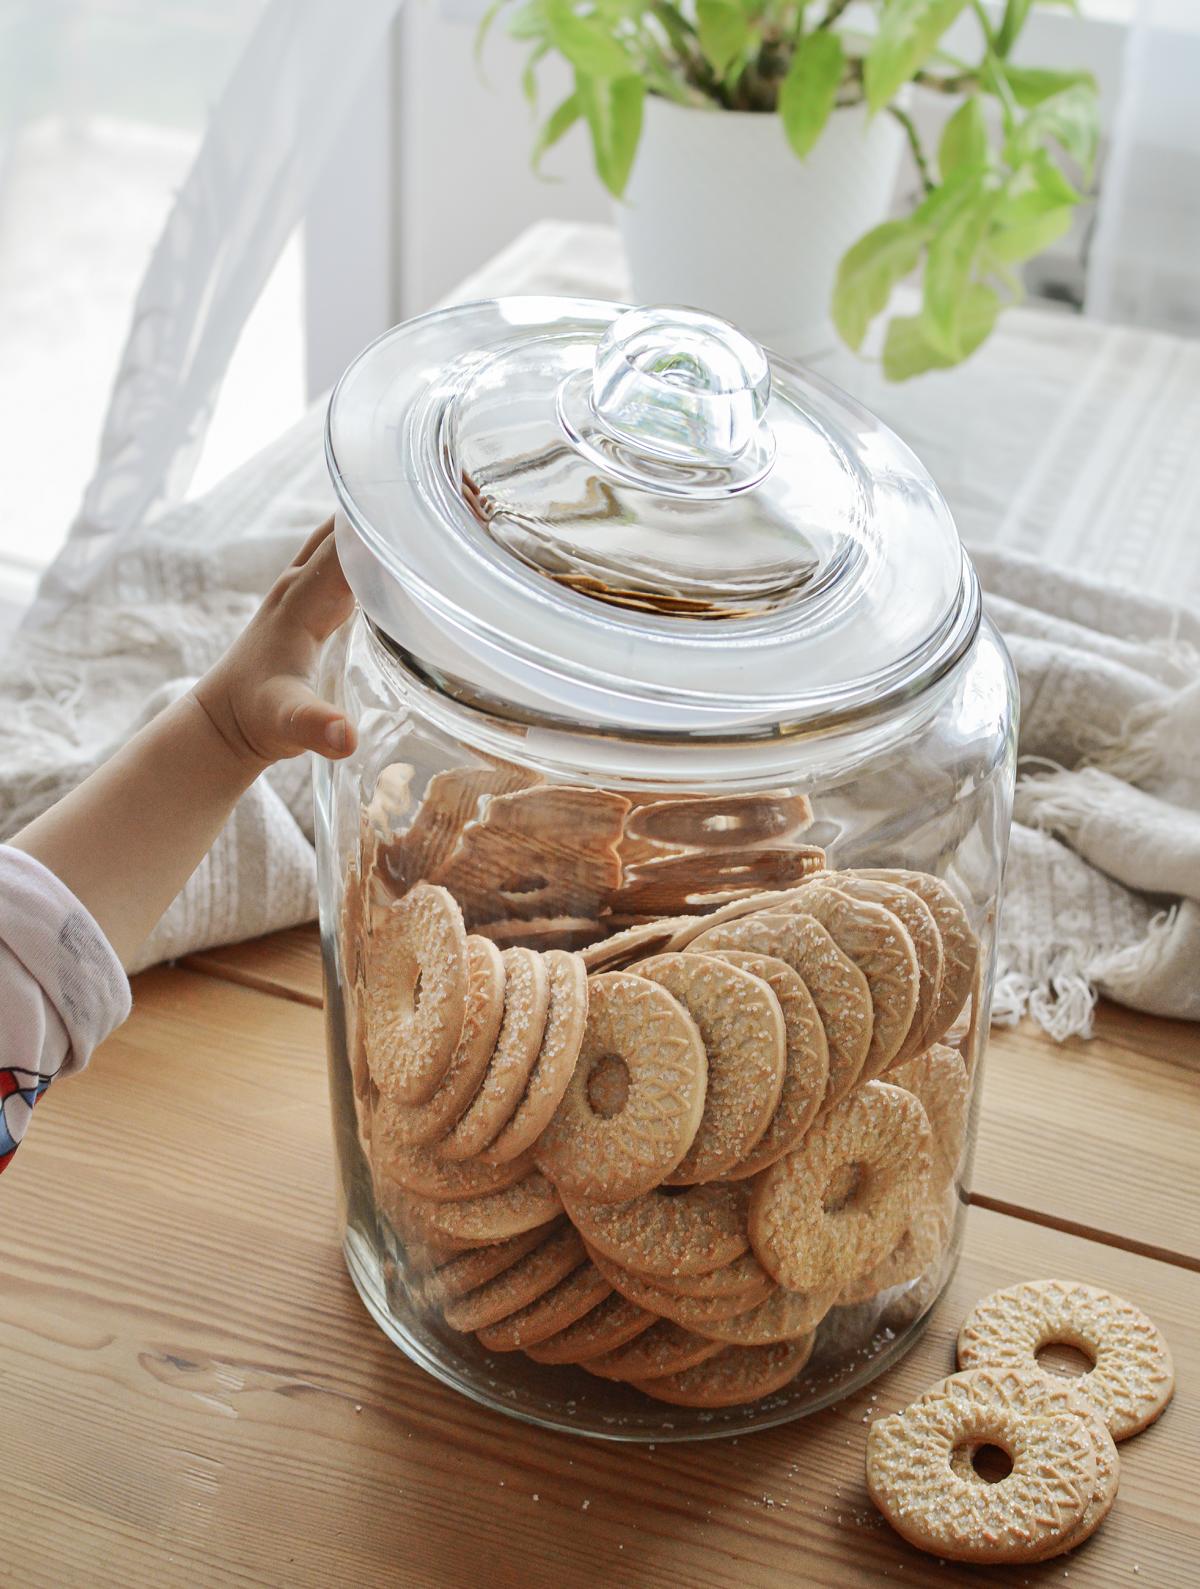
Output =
[
  {"x1": 866, "y1": 1379, "x2": 1097, "y2": 1563},
  {"x1": 438, "y1": 946, "x2": 550, "y2": 1162},
  {"x1": 858, "y1": 869, "x2": 978, "y2": 1047},
  {"x1": 534, "y1": 971, "x2": 708, "y2": 1202},
  {"x1": 749, "y1": 1080, "x2": 933, "y2": 1295},
  {"x1": 585, "y1": 1246, "x2": 767, "y2": 1331},
  {"x1": 371, "y1": 935, "x2": 506, "y2": 1150},
  {"x1": 777, "y1": 883, "x2": 919, "y2": 1079},
  {"x1": 624, "y1": 792, "x2": 814, "y2": 852},
  {"x1": 636, "y1": 953, "x2": 787, "y2": 1184},
  {"x1": 686, "y1": 913, "x2": 872, "y2": 1106},
  {"x1": 706, "y1": 949, "x2": 828, "y2": 1177},
  {"x1": 956, "y1": 1279, "x2": 1175, "y2": 1440},
  {"x1": 584, "y1": 1319, "x2": 725, "y2": 1382},
  {"x1": 834, "y1": 874, "x2": 944, "y2": 1060},
  {"x1": 406, "y1": 1169, "x2": 563, "y2": 1248},
  {"x1": 442, "y1": 1224, "x2": 585, "y2": 1332},
  {"x1": 580, "y1": 916, "x2": 701, "y2": 973},
  {"x1": 931, "y1": 1368, "x2": 1120, "y2": 1562},
  {"x1": 477, "y1": 1262, "x2": 612, "y2": 1351},
  {"x1": 420, "y1": 1225, "x2": 560, "y2": 1307},
  {"x1": 364, "y1": 882, "x2": 469, "y2": 1105},
  {"x1": 888, "y1": 1042, "x2": 969, "y2": 1188},
  {"x1": 481, "y1": 950, "x2": 588, "y2": 1165},
  {"x1": 838, "y1": 1185, "x2": 958, "y2": 1306},
  {"x1": 630, "y1": 1337, "x2": 814, "y2": 1407},
  {"x1": 524, "y1": 1292, "x2": 656, "y2": 1365},
  {"x1": 562, "y1": 1179, "x2": 751, "y2": 1280},
  {"x1": 374, "y1": 1138, "x2": 536, "y2": 1203},
  {"x1": 692, "y1": 1286, "x2": 833, "y2": 1346}
]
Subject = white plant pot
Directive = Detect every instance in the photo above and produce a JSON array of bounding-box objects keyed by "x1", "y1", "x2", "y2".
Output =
[{"x1": 617, "y1": 95, "x2": 905, "y2": 356}]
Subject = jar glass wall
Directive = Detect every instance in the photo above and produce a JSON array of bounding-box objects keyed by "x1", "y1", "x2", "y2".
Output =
[{"x1": 313, "y1": 607, "x2": 1016, "y2": 1441}]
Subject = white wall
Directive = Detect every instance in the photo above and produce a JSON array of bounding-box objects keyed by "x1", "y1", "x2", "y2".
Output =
[{"x1": 392, "y1": 0, "x2": 609, "y2": 317}]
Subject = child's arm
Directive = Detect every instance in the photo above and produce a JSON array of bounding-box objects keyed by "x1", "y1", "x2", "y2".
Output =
[{"x1": 9, "y1": 518, "x2": 356, "y2": 966}]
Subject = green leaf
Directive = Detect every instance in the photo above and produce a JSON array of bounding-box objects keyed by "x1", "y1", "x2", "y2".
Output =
[
  {"x1": 521, "y1": 41, "x2": 550, "y2": 107},
  {"x1": 1008, "y1": 81, "x2": 1099, "y2": 176},
  {"x1": 995, "y1": 0, "x2": 1033, "y2": 56},
  {"x1": 1000, "y1": 63, "x2": 1097, "y2": 107},
  {"x1": 475, "y1": 0, "x2": 510, "y2": 65},
  {"x1": 547, "y1": 0, "x2": 633, "y2": 78},
  {"x1": 650, "y1": 0, "x2": 697, "y2": 57},
  {"x1": 577, "y1": 72, "x2": 645, "y2": 195},
  {"x1": 779, "y1": 30, "x2": 844, "y2": 159},
  {"x1": 696, "y1": 0, "x2": 752, "y2": 76},
  {"x1": 883, "y1": 284, "x2": 999, "y2": 378},
  {"x1": 922, "y1": 184, "x2": 999, "y2": 358},
  {"x1": 864, "y1": 0, "x2": 969, "y2": 113},
  {"x1": 988, "y1": 173, "x2": 1076, "y2": 263},
  {"x1": 509, "y1": 0, "x2": 550, "y2": 41},
  {"x1": 532, "y1": 91, "x2": 582, "y2": 171},
  {"x1": 938, "y1": 96, "x2": 988, "y2": 179},
  {"x1": 832, "y1": 218, "x2": 925, "y2": 350}
]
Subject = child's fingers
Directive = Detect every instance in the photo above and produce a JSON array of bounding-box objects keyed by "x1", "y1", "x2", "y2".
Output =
[
  {"x1": 261, "y1": 674, "x2": 358, "y2": 760},
  {"x1": 280, "y1": 532, "x2": 356, "y2": 643},
  {"x1": 290, "y1": 516, "x2": 336, "y2": 569}
]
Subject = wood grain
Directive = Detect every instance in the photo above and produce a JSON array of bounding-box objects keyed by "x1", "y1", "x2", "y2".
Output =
[
  {"x1": 3, "y1": 966, "x2": 1196, "y2": 1587},
  {"x1": 186, "y1": 925, "x2": 1200, "y2": 1261}
]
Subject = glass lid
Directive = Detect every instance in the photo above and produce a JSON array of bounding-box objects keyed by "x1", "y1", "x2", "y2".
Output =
[{"x1": 326, "y1": 297, "x2": 976, "y2": 735}]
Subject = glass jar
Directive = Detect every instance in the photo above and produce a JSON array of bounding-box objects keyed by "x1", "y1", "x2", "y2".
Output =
[{"x1": 314, "y1": 298, "x2": 1017, "y2": 1440}]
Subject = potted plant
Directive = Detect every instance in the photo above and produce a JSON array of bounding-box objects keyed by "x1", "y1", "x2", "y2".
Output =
[{"x1": 482, "y1": 0, "x2": 1100, "y2": 376}]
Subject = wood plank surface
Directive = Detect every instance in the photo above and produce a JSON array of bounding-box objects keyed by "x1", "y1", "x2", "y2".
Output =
[
  {"x1": 186, "y1": 925, "x2": 1200, "y2": 1263},
  {"x1": 3, "y1": 967, "x2": 1195, "y2": 1588}
]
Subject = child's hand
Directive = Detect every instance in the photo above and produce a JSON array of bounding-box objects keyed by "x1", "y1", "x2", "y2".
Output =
[{"x1": 192, "y1": 518, "x2": 359, "y2": 771}]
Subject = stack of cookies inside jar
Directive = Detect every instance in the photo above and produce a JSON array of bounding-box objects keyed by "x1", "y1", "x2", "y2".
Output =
[{"x1": 341, "y1": 766, "x2": 979, "y2": 1412}]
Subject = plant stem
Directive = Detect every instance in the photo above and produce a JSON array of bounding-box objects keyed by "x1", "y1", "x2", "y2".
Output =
[
  {"x1": 890, "y1": 103, "x2": 935, "y2": 194},
  {"x1": 818, "y1": 0, "x2": 854, "y2": 29},
  {"x1": 913, "y1": 69, "x2": 978, "y2": 96}
]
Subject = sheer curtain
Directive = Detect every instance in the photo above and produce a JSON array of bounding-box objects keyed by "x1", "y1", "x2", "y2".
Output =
[
  {"x1": 1086, "y1": 0, "x2": 1200, "y2": 334},
  {"x1": 26, "y1": 0, "x2": 401, "y2": 626}
]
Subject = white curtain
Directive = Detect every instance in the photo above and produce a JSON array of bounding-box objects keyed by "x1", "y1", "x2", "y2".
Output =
[
  {"x1": 26, "y1": 0, "x2": 402, "y2": 627},
  {"x1": 1086, "y1": 0, "x2": 1200, "y2": 335}
]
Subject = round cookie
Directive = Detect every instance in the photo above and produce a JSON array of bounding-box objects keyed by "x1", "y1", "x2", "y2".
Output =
[
  {"x1": 780, "y1": 884, "x2": 919, "y2": 1079},
  {"x1": 635, "y1": 953, "x2": 787, "y2": 1184},
  {"x1": 623, "y1": 792, "x2": 813, "y2": 851},
  {"x1": 935, "y1": 1368, "x2": 1120, "y2": 1562},
  {"x1": 859, "y1": 869, "x2": 978, "y2": 1046},
  {"x1": 586, "y1": 1246, "x2": 765, "y2": 1331},
  {"x1": 866, "y1": 1381, "x2": 1097, "y2": 1563},
  {"x1": 372, "y1": 935, "x2": 506, "y2": 1148},
  {"x1": 562, "y1": 1180, "x2": 751, "y2": 1281},
  {"x1": 686, "y1": 913, "x2": 871, "y2": 1106},
  {"x1": 838, "y1": 1186, "x2": 958, "y2": 1306},
  {"x1": 693, "y1": 1286, "x2": 832, "y2": 1346},
  {"x1": 524, "y1": 1293, "x2": 656, "y2": 1365},
  {"x1": 407, "y1": 1170, "x2": 563, "y2": 1247},
  {"x1": 834, "y1": 875, "x2": 943, "y2": 1060},
  {"x1": 438, "y1": 947, "x2": 550, "y2": 1161},
  {"x1": 534, "y1": 971, "x2": 707, "y2": 1202},
  {"x1": 476, "y1": 1262, "x2": 612, "y2": 1351},
  {"x1": 481, "y1": 950, "x2": 588, "y2": 1164},
  {"x1": 888, "y1": 1043, "x2": 969, "y2": 1188},
  {"x1": 442, "y1": 1224, "x2": 585, "y2": 1332},
  {"x1": 421, "y1": 1225, "x2": 557, "y2": 1307},
  {"x1": 581, "y1": 917, "x2": 701, "y2": 972},
  {"x1": 630, "y1": 1337, "x2": 814, "y2": 1407},
  {"x1": 706, "y1": 950, "x2": 828, "y2": 1176},
  {"x1": 956, "y1": 1279, "x2": 1175, "y2": 1440},
  {"x1": 636, "y1": 1249, "x2": 773, "y2": 1306},
  {"x1": 364, "y1": 882, "x2": 469, "y2": 1104},
  {"x1": 661, "y1": 884, "x2": 828, "y2": 951},
  {"x1": 375, "y1": 1139, "x2": 535, "y2": 1202},
  {"x1": 584, "y1": 1320, "x2": 725, "y2": 1382},
  {"x1": 749, "y1": 1080, "x2": 933, "y2": 1294}
]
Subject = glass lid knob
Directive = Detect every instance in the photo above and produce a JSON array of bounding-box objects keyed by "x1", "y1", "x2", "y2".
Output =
[
  {"x1": 556, "y1": 305, "x2": 777, "y2": 499},
  {"x1": 591, "y1": 306, "x2": 773, "y2": 467}
]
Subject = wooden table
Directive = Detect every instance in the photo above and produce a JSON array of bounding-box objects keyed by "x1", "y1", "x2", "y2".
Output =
[{"x1": 3, "y1": 925, "x2": 1196, "y2": 1587}]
